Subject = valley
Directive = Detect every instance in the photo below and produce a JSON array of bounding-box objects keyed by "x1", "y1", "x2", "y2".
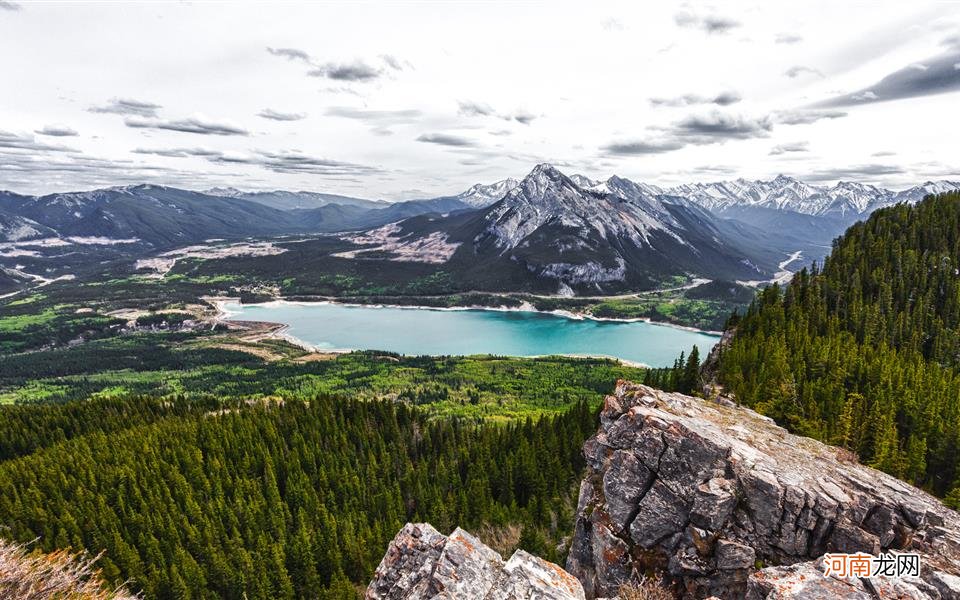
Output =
[
  {"x1": 7, "y1": 162, "x2": 941, "y2": 339},
  {"x1": 2, "y1": 169, "x2": 960, "y2": 599}
]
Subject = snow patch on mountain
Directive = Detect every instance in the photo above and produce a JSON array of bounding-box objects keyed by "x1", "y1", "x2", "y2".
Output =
[
  {"x1": 337, "y1": 223, "x2": 460, "y2": 264},
  {"x1": 453, "y1": 178, "x2": 520, "y2": 208}
]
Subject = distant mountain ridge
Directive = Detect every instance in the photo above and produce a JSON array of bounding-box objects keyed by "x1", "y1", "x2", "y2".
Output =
[
  {"x1": 349, "y1": 164, "x2": 821, "y2": 294},
  {"x1": 2, "y1": 170, "x2": 957, "y2": 292},
  {"x1": 204, "y1": 187, "x2": 386, "y2": 211},
  {"x1": 663, "y1": 175, "x2": 960, "y2": 220},
  {"x1": 3, "y1": 173, "x2": 955, "y2": 247}
]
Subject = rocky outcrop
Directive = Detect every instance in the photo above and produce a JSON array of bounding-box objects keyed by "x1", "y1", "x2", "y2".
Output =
[
  {"x1": 566, "y1": 381, "x2": 960, "y2": 599},
  {"x1": 366, "y1": 523, "x2": 585, "y2": 600}
]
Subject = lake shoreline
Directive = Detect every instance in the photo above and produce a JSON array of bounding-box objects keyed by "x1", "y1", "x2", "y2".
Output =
[
  {"x1": 205, "y1": 296, "x2": 720, "y2": 368},
  {"x1": 207, "y1": 296, "x2": 724, "y2": 336}
]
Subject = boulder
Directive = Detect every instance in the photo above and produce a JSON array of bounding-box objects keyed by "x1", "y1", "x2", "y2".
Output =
[
  {"x1": 366, "y1": 523, "x2": 585, "y2": 600},
  {"x1": 566, "y1": 381, "x2": 960, "y2": 599}
]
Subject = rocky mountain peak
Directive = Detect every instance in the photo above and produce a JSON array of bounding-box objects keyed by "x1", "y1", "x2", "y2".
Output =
[
  {"x1": 566, "y1": 381, "x2": 960, "y2": 599},
  {"x1": 771, "y1": 173, "x2": 795, "y2": 185}
]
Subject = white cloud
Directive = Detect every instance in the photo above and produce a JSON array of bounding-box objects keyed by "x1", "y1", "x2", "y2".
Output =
[{"x1": 0, "y1": 2, "x2": 958, "y2": 196}]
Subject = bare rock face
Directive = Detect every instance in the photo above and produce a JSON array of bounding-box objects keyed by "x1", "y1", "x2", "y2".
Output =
[
  {"x1": 566, "y1": 381, "x2": 960, "y2": 599},
  {"x1": 366, "y1": 523, "x2": 585, "y2": 600}
]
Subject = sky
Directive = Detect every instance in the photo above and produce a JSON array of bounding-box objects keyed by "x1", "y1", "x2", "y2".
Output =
[{"x1": 1, "y1": 1, "x2": 959, "y2": 199}]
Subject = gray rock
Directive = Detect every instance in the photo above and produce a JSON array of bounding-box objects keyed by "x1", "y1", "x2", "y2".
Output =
[
  {"x1": 566, "y1": 382, "x2": 960, "y2": 599},
  {"x1": 746, "y1": 562, "x2": 873, "y2": 599},
  {"x1": 716, "y1": 540, "x2": 756, "y2": 570},
  {"x1": 367, "y1": 523, "x2": 585, "y2": 600}
]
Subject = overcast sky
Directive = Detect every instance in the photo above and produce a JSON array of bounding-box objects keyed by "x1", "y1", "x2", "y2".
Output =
[{"x1": 2, "y1": 1, "x2": 959, "y2": 198}]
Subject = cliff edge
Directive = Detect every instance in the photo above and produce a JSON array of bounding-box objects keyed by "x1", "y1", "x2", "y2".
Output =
[{"x1": 566, "y1": 381, "x2": 960, "y2": 599}]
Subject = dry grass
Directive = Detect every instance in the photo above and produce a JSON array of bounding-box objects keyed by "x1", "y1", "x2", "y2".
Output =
[
  {"x1": 618, "y1": 574, "x2": 675, "y2": 600},
  {"x1": 0, "y1": 539, "x2": 137, "y2": 599},
  {"x1": 474, "y1": 523, "x2": 523, "y2": 557}
]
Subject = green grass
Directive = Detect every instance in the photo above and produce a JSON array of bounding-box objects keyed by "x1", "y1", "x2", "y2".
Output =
[
  {"x1": 0, "y1": 328, "x2": 645, "y2": 419},
  {"x1": 0, "y1": 308, "x2": 59, "y2": 331}
]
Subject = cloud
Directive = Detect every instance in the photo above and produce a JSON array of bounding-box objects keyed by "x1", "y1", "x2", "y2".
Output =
[
  {"x1": 775, "y1": 33, "x2": 803, "y2": 44},
  {"x1": 132, "y1": 147, "x2": 224, "y2": 158},
  {"x1": 89, "y1": 97, "x2": 162, "y2": 117},
  {"x1": 649, "y1": 91, "x2": 742, "y2": 107},
  {"x1": 774, "y1": 109, "x2": 847, "y2": 125},
  {"x1": 268, "y1": 47, "x2": 405, "y2": 83},
  {"x1": 872, "y1": 151, "x2": 896, "y2": 157},
  {"x1": 132, "y1": 146, "x2": 380, "y2": 177},
  {"x1": 805, "y1": 164, "x2": 906, "y2": 182},
  {"x1": 674, "y1": 9, "x2": 740, "y2": 34},
  {"x1": 601, "y1": 140, "x2": 685, "y2": 155},
  {"x1": 814, "y1": 48, "x2": 960, "y2": 108},
  {"x1": 769, "y1": 141, "x2": 809, "y2": 155},
  {"x1": 125, "y1": 116, "x2": 249, "y2": 136},
  {"x1": 220, "y1": 150, "x2": 380, "y2": 176},
  {"x1": 0, "y1": 1, "x2": 21, "y2": 10},
  {"x1": 257, "y1": 108, "x2": 307, "y2": 122},
  {"x1": 457, "y1": 100, "x2": 538, "y2": 124},
  {"x1": 601, "y1": 110, "x2": 772, "y2": 156},
  {"x1": 34, "y1": 125, "x2": 78, "y2": 137},
  {"x1": 601, "y1": 17, "x2": 625, "y2": 31},
  {"x1": 326, "y1": 106, "x2": 423, "y2": 135},
  {"x1": 784, "y1": 65, "x2": 823, "y2": 78},
  {"x1": 380, "y1": 54, "x2": 410, "y2": 71},
  {"x1": 851, "y1": 90, "x2": 878, "y2": 101},
  {"x1": 266, "y1": 46, "x2": 312, "y2": 63},
  {"x1": 308, "y1": 61, "x2": 381, "y2": 81},
  {"x1": 671, "y1": 112, "x2": 772, "y2": 139},
  {"x1": 416, "y1": 133, "x2": 477, "y2": 147},
  {"x1": 0, "y1": 147, "x2": 261, "y2": 193},
  {"x1": 512, "y1": 110, "x2": 537, "y2": 125},
  {"x1": 458, "y1": 100, "x2": 496, "y2": 117},
  {"x1": 0, "y1": 130, "x2": 76, "y2": 152}
]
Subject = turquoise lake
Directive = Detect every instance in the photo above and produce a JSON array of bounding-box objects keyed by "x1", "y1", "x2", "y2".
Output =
[{"x1": 221, "y1": 301, "x2": 720, "y2": 367}]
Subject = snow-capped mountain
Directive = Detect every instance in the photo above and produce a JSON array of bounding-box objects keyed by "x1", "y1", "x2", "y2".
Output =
[
  {"x1": 447, "y1": 178, "x2": 520, "y2": 209},
  {"x1": 476, "y1": 166, "x2": 688, "y2": 253},
  {"x1": 894, "y1": 181, "x2": 960, "y2": 205},
  {"x1": 203, "y1": 187, "x2": 246, "y2": 198},
  {"x1": 665, "y1": 175, "x2": 959, "y2": 220},
  {"x1": 356, "y1": 164, "x2": 799, "y2": 294}
]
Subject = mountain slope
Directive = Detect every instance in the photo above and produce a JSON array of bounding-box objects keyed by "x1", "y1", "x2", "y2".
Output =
[
  {"x1": 0, "y1": 186, "x2": 490, "y2": 249},
  {"x1": 1, "y1": 185, "x2": 311, "y2": 248}
]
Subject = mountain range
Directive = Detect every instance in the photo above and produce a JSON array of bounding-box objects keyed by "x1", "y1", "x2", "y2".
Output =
[
  {"x1": 343, "y1": 164, "x2": 823, "y2": 293},
  {"x1": 1, "y1": 167, "x2": 957, "y2": 294}
]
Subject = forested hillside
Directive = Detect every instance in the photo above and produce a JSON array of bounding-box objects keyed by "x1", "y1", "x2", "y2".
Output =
[
  {"x1": 718, "y1": 191, "x2": 960, "y2": 500},
  {"x1": 0, "y1": 343, "x2": 684, "y2": 599},
  {"x1": 0, "y1": 393, "x2": 596, "y2": 599}
]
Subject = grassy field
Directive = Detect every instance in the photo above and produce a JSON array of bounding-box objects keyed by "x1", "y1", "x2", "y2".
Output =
[{"x1": 0, "y1": 326, "x2": 646, "y2": 418}]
